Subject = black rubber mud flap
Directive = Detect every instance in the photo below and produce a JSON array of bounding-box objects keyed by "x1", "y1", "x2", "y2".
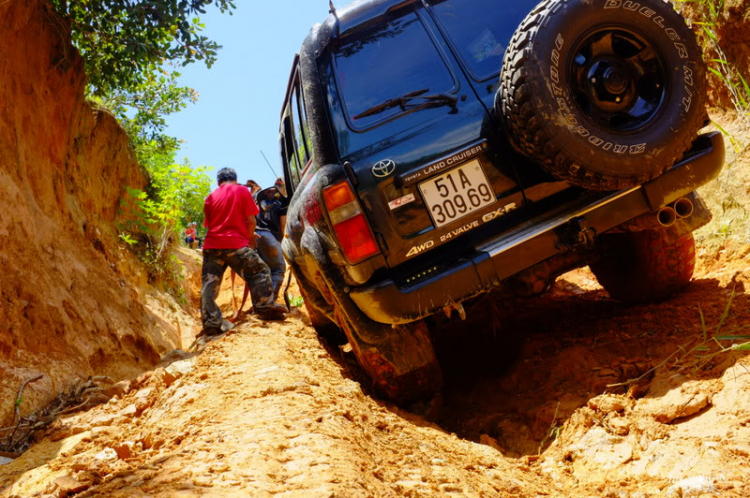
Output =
[
  {"x1": 334, "y1": 309, "x2": 444, "y2": 405},
  {"x1": 498, "y1": 0, "x2": 707, "y2": 190},
  {"x1": 590, "y1": 230, "x2": 695, "y2": 302}
]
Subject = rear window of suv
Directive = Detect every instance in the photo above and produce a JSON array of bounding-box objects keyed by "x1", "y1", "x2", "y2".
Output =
[
  {"x1": 333, "y1": 10, "x2": 456, "y2": 129},
  {"x1": 427, "y1": 0, "x2": 530, "y2": 81}
]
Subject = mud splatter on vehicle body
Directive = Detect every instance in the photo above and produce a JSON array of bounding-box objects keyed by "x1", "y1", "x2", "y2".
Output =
[{"x1": 277, "y1": 0, "x2": 725, "y2": 403}]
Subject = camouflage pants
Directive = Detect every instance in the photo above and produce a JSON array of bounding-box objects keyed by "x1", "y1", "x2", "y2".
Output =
[
  {"x1": 200, "y1": 247, "x2": 275, "y2": 329},
  {"x1": 255, "y1": 230, "x2": 286, "y2": 299}
]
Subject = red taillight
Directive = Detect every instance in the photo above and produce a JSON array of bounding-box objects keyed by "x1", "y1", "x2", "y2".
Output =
[{"x1": 323, "y1": 181, "x2": 380, "y2": 264}]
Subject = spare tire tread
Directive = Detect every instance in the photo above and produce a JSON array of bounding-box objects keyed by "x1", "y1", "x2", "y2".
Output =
[{"x1": 499, "y1": 0, "x2": 707, "y2": 191}]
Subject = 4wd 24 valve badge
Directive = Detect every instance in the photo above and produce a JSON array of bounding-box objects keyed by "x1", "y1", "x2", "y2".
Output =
[
  {"x1": 405, "y1": 202, "x2": 518, "y2": 258},
  {"x1": 406, "y1": 240, "x2": 434, "y2": 258}
]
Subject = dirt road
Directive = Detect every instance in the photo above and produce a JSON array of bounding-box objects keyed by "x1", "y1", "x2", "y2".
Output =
[
  {"x1": 2, "y1": 252, "x2": 749, "y2": 497},
  {"x1": 2, "y1": 117, "x2": 750, "y2": 497},
  {"x1": 0, "y1": 297, "x2": 555, "y2": 497}
]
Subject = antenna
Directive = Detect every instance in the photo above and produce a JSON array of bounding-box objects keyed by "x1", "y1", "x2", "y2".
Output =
[
  {"x1": 259, "y1": 150, "x2": 278, "y2": 179},
  {"x1": 329, "y1": 0, "x2": 339, "y2": 35}
]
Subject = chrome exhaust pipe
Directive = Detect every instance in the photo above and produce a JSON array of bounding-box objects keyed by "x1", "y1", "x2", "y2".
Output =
[
  {"x1": 673, "y1": 197, "x2": 694, "y2": 218},
  {"x1": 657, "y1": 206, "x2": 677, "y2": 227}
]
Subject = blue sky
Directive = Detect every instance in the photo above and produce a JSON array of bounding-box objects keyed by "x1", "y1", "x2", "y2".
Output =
[{"x1": 165, "y1": 1, "x2": 344, "y2": 189}]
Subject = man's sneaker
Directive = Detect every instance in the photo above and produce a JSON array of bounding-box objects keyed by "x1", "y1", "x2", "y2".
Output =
[{"x1": 257, "y1": 307, "x2": 286, "y2": 321}]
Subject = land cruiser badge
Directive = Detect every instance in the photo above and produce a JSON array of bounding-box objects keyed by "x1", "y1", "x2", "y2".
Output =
[{"x1": 372, "y1": 159, "x2": 396, "y2": 178}]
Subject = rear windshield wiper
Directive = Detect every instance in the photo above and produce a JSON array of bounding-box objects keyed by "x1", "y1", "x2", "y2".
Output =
[{"x1": 353, "y1": 89, "x2": 458, "y2": 120}]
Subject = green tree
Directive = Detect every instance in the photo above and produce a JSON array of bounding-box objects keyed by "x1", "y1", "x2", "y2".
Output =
[
  {"x1": 52, "y1": 0, "x2": 236, "y2": 96},
  {"x1": 52, "y1": 1, "x2": 231, "y2": 288},
  {"x1": 119, "y1": 152, "x2": 212, "y2": 285},
  {"x1": 92, "y1": 68, "x2": 196, "y2": 161}
]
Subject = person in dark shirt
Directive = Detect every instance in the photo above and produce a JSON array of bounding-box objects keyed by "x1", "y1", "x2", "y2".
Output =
[
  {"x1": 200, "y1": 168, "x2": 285, "y2": 336},
  {"x1": 255, "y1": 177, "x2": 289, "y2": 300}
]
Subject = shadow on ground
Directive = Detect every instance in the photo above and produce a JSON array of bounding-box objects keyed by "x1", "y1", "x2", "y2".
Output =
[
  {"x1": 425, "y1": 275, "x2": 749, "y2": 457},
  {"x1": 317, "y1": 272, "x2": 750, "y2": 458}
]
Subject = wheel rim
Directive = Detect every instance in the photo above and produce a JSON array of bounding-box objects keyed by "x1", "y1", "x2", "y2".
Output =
[{"x1": 568, "y1": 27, "x2": 668, "y2": 133}]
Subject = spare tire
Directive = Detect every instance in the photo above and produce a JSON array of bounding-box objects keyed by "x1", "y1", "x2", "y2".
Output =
[{"x1": 498, "y1": 0, "x2": 707, "y2": 190}]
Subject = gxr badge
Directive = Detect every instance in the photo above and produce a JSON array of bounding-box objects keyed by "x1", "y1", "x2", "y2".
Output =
[{"x1": 372, "y1": 159, "x2": 396, "y2": 178}]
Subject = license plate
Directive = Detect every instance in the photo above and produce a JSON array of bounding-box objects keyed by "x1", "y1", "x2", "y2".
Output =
[{"x1": 418, "y1": 159, "x2": 496, "y2": 228}]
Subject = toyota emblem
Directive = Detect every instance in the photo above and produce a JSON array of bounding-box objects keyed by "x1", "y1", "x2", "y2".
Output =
[{"x1": 372, "y1": 159, "x2": 396, "y2": 178}]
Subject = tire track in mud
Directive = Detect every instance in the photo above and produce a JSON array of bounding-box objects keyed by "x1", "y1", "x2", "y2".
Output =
[
  {"x1": 0, "y1": 304, "x2": 556, "y2": 497},
  {"x1": 2, "y1": 249, "x2": 750, "y2": 497},
  {"x1": 4, "y1": 110, "x2": 750, "y2": 495}
]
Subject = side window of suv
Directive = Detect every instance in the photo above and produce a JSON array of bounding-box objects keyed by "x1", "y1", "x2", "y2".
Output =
[
  {"x1": 281, "y1": 67, "x2": 316, "y2": 190},
  {"x1": 281, "y1": 132, "x2": 300, "y2": 188},
  {"x1": 291, "y1": 78, "x2": 315, "y2": 173},
  {"x1": 298, "y1": 83, "x2": 314, "y2": 165},
  {"x1": 282, "y1": 108, "x2": 301, "y2": 188},
  {"x1": 290, "y1": 85, "x2": 306, "y2": 165}
]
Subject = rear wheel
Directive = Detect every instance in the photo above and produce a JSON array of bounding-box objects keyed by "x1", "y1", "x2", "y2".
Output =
[
  {"x1": 334, "y1": 309, "x2": 443, "y2": 405},
  {"x1": 590, "y1": 230, "x2": 695, "y2": 302},
  {"x1": 498, "y1": 0, "x2": 707, "y2": 190}
]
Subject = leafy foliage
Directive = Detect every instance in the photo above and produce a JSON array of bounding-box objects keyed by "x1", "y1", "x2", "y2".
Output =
[
  {"x1": 51, "y1": 1, "x2": 229, "y2": 289},
  {"x1": 52, "y1": 0, "x2": 236, "y2": 96},
  {"x1": 54, "y1": 0, "x2": 232, "y2": 149},
  {"x1": 676, "y1": 0, "x2": 750, "y2": 128},
  {"x1": 94, "y1": 69, "x2": 198, "y2": 150},
  {"x1": 119, "y1": 155, "x2": 212, "y2": 287}
]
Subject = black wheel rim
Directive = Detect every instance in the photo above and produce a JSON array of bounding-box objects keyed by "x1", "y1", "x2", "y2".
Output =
[{"x1": 568, "y1": 27, "x2": 668, "y2": 133}]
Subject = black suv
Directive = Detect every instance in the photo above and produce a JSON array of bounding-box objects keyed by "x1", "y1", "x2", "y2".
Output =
[{"x1": 278, "y1": 0, "x2": 724, "y2": 404}]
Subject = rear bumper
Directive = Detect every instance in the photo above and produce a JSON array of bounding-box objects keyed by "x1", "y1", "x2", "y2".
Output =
[{"x1": 349, "y1": 132, "x2": 725, "y2": 324}]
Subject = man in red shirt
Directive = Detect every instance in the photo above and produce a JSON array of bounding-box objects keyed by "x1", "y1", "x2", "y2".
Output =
[{"x1": 200, "y1": 168, "x2": 285, "y2": 335}]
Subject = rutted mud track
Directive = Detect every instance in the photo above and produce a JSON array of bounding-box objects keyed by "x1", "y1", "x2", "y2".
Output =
[
  {"x1": 3, "y1": 248, "x2": 750, "y2": 496},
  {"x1": 437, "y1": 266, "x2": 745, "y2": 453},
  {"x1": 2, "y1": 116, "x2": 750, "y2": 496}
]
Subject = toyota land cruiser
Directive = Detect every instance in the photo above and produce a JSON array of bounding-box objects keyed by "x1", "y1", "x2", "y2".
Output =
[{"x1": 277, "y1": 0, "x2": 725, "y2": 404}]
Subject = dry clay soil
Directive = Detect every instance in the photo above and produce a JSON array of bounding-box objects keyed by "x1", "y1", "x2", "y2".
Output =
[{"x1": 2, "y1": 118, "x2": 750, "y2": 497}]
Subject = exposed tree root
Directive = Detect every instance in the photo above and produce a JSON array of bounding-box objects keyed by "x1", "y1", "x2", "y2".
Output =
[{"x1": 0, "y1": 376, "x2": 114, "y2": 455}]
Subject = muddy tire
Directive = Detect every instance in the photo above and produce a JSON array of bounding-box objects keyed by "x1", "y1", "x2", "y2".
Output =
[
  {"x1": 297, "y1": 282, "x2": 346, "y2": 344},
  {"x1": 288, "y1": 263, "x2": 346, "y2": 344},
  {"x1": 334, "y1": 309, "x2": 443, "y2": 405},
  {"x1": 498, "y1": 0, "x2": 707, "y2": 190},
  {"x1": 590, "y1": 230, "x2": 695, "y2": 302}
]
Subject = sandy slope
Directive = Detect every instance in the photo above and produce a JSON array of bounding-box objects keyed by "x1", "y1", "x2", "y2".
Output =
[
  {"x1": 0, "y1": 303, "x2": 555, "y2": 497},
  {"x1": 1, "y1": 115, "x2": 750, "y2": 497}
]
